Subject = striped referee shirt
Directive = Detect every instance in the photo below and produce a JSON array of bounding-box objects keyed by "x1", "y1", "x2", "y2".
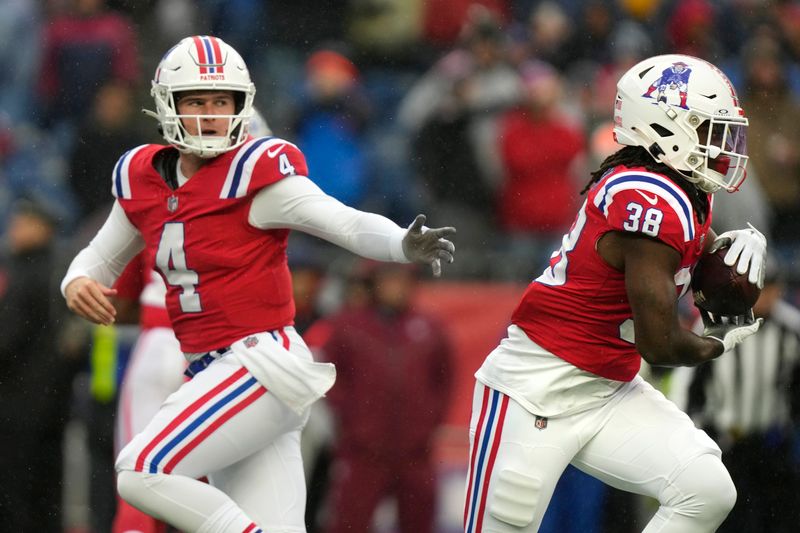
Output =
[{"x1": 671, "y1": 300, "x2": 800, "y2": 436}]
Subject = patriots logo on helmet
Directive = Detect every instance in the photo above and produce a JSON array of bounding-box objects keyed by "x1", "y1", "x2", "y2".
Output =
[{"x1": 642, "y1": 61, "x2": 692, "y2": 109}]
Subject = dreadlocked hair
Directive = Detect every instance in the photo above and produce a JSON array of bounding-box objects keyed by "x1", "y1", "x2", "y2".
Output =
[{"x1": 581, "y1": 146, "x2": 709, "y2": 223}]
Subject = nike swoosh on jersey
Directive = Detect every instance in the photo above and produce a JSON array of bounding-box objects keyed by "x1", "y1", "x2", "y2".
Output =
[
  {"x1": 266, "y1": 144, "x2": 285, "y2": 158},
  {"x1": 635, "y1": 190, "x2": 659, "y2": 205}
]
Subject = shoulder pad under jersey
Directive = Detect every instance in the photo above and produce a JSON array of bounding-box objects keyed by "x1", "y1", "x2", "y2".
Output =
[{"x1": 218, "y1": 137, "x2": 308, "y2": 199}]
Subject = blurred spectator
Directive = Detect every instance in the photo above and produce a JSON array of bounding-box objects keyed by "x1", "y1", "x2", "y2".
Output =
[
  {"x1": 510, "y1": 1, "x2": 574, "y2": 71},
  {"x1": 706, "y1": 164, "x2": 772, "y2": 247},
  {"x1": 0, "y1": 114, "x2": 78, "y2": 235},
  {"x1": 562, "y1": 0, "x2": 616, "y2": 68},
  {"x1": 575, "y1": 19, "x2": 652, "y2": 129},
  {"x1": 617, "y1": 0, "x2": 663, "y2": 26},
  {"x1": 68, "y1": 80, "x2": 145, "y2": 222},
  {"x1": 290, "y1": 251, "x2": 328, "y2": 336},
  {"x1": 664, "y1": 0, "x2": 722, "y2": 61},
  {"x1": 0, "y1": 0, "x2": 42, "y2": 124},
  {"x1": 36, "y1": 0, "x2": 139, "y2": 143},
  {"x1": 198, "y1": 0, "x2": 266, "y2": 68},
  {"x1": 738, "y1": 34, "x2": 800, "y2": 251},
  {"x1": 317, "y1": 261, "x2": 454, "y2": 533},
  {"x1": 774, "y1": 2, "x2": 800, "y2": 97},
  {"x1": 495, "y1": 60, "x2": 584, "y2": 278},
  {"x1": 292, "y1": 48, "x2": 372, "y2": 207},
  {"x1": 671, "y1": 256, "x2": 800, "y2": 533},
  {"x1": 347, "y1": 0, "x2": 425, "y2": 64},
  {"x1": 256, "y1": 0, "x2": 348, "y2": 133},
  {"x1": 422, "y1": 0, "x2": 510, "y2": 48},
  {"x1": 399, "y1": 7, "x2": 520, "y2": 276},
  {"x1": 0, "y1": 198, "x2": 77, "y2": 531}
]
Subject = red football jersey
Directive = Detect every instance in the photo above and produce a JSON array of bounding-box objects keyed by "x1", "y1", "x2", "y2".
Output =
[
  {"x1": 511, "y1": 167, "x2": 712, "y2": 381},
  {"x1": 112, "y1": 137, "x2": 308, "y2": 353}
]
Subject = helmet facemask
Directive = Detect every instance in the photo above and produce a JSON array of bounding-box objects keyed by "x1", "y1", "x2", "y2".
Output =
[
  {"x1": 153, "y1": 87, "x2": 255, "y2": 158},
  {"x1": 675, "y1": 110, "x2": 749, "y2": 193}
]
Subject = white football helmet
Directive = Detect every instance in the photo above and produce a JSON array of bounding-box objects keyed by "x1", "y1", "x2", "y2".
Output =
[
  {"x1": 145, "y1": 35, "x2": 256, "y2": 158},
  {"x1": 614, "y1": 54, "x2": 748, "y2": 193}
]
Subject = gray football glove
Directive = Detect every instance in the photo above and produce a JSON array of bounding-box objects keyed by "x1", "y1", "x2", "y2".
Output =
[
  {"x1": 401, "y1": 214, "x2": 456, "y2": 277},
  {"x1": 700, "y1": 308, "x2": 763, "y2": 353}
]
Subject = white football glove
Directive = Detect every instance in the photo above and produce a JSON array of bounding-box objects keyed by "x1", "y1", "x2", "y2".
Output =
[
  {"x1": 708, "y1": 223, "x2": 767, "y2": 289},
  {"x1": 700, "y1": 308, "x2": 763, "y2": 353},
  {"x1": 402, "y1": 214, "x2": 456, "y2": 277}
]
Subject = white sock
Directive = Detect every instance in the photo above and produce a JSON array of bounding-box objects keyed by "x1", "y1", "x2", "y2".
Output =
[{"x1": 197, "y1": 501, "x2": 260, "y2": 533}]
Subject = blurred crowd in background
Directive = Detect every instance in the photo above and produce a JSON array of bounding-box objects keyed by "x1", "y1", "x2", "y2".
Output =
[
  {"x1": 3, "y1": 0, "x2": 800, "y2": 532},
  {"x1": 4, "y1": 0, "x2": 800, "y2": 278}
]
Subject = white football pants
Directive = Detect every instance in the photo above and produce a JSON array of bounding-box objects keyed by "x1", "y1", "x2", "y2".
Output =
[
  {"x1": 116, "y1": 328, "x2": 310, "y2": 533},
  {"x1": 464, "y1": 379, "x2": 735, "y2": 533}
]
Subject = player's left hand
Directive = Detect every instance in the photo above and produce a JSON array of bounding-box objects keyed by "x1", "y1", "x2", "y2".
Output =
[
  {"x1": 700, "y1": 308, "x2": 763, "y2": 354},
  {"x1": 402, "y1": 214, "x2": 456, "y2": 277},
  {"x1": 708, "y1": 223, "x2": 767, "y2": 289}
]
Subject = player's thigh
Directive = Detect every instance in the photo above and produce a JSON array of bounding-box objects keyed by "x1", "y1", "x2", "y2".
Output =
[
  {"x1": 117, "y1": 327, "x2": 185, "y2": 449},
  {"x1": 208, "y1": 429, "x2": 306, "y2": 529},
  {"x1": 572, "y1": 376, "x2": 720, "y2": 499},
  {"x1": 465, "y1": 383, "x2": 579, "y2": 533},
  {"x1": 116, "y1": 356, "x2": 305, "y2": 479}
]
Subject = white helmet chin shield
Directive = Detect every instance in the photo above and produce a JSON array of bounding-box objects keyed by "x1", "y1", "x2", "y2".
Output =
[
  {"x1": 613, "y1": 54, "x2": 748, "y2": 193},
  {"x1": 145, "y1": 35, "x2": 256, "y2": 158}
]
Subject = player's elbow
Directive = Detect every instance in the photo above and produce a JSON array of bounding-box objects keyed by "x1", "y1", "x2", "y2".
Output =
[{"x1": 636, "y1": 338, "x2": 675, "y2": 366}]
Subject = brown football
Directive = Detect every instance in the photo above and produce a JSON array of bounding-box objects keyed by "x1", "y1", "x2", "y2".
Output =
[{"x1": 691, "y1": 246, "x2": 761, "y2": 316}]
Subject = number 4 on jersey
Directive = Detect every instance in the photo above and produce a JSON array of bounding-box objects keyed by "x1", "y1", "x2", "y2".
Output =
[
  {"x1": 156, "y1": 222, "x2": 202, "y2": 312},
  {"x1": 279, "y1": 153, "x2": 295, "y2": 176}
]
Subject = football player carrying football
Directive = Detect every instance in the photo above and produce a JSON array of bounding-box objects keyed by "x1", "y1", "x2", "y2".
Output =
[
  {"x1": 464, "y1": 55, "x2": 766, "y2": 533},
  {"x1": 62, "y1": 36, "x2": 455, "y2": 533}
]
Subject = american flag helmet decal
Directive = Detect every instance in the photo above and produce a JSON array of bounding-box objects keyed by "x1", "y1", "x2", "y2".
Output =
[{"x1": 192, "y1": 35, "x2": 225, "y2": 75}]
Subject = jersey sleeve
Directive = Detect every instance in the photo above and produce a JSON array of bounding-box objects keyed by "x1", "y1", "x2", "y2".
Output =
[
  {"x1": 110, "y1": 144, "x2": 153, "y2": 200},
  {"x1": 593, "y1": 172, "x2": 696, "y2": 253},
  {"x1": 219, "y1": 137, "x2": 309, "y2": 199}
]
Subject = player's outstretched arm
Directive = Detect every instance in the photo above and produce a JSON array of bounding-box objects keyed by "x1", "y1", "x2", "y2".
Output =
[
  {"x1": 65, "y1": 277, "x2": 118, "y2": 325},
  {"x1": 401, "y1": 214, "x2": 456, "y2": 277},
  {"x1": 250, "y1": 176, "x2": 456, "y2": 274}
]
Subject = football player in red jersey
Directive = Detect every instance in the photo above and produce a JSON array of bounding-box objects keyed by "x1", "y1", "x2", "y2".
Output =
[
  {"x1": 464, "y1": 55, "x2": 766, "y2": 533},
  {"x1": 61, "y1": 36, "x2": 455, "y2": 533}
]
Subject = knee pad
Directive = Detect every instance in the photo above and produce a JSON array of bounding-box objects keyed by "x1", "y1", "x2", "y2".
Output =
[
  {"x1": 664, "y1": 453, "x2": 736, "y2": 524},
  {"x1": 489, "y1": 469, "x2": 541, "y2": 528}
]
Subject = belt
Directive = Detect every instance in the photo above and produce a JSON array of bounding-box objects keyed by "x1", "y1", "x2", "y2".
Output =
[{"x1": 184, "y1": 346, "x2": 231, "y2": 378}]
